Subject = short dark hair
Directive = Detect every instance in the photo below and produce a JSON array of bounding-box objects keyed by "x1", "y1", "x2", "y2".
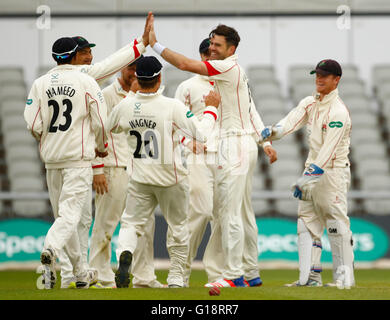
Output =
[
  {"x1": 55, "y1": 57, "x2": 74, "y2": 65},
  {"x1": 137, "y1": 75, "x2": 160, "y2": 89},
  {"x1": 209, "y1": 24, "x2": 240, "y2": 48}
]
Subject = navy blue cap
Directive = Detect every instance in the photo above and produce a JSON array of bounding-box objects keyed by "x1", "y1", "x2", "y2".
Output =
[
  {"x1": 52, "y1": 37, "x2": 78, "y2": 62},
  {"x1": 310, "y1": 59, "x2": 342, "y2": 77},
  {"x1": 135, "y1": 56, "x2": 163, "y2": 80}
]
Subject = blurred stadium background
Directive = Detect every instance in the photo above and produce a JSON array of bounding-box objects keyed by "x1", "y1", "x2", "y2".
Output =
[{"x1": 0, "y1": 0, "x2": 389, "y2": 269}]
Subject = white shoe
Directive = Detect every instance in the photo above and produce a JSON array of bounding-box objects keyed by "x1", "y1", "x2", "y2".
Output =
[
  {"x1": 324, "y1": 282, "x2": 338, "y2": 287},
  {"x1": 89, "y1": 282, "x2": 116, "y2": 289},
  {"x1": 284, "y1": 280, "x2": 301, "y2": 287},
  {"x1": 75, "y1": 269, "x2": 96, "y2": 289},
  {"x1": 133, "y1": 279, "x2": 167, "y2": 288},
  {"x1": 87, "y1": 268, "x2": 98, "y2": 286},
  {"x1": 205, "y1": 276, "x2": 246, "y2": 288},
  {"x1": 40, "y1": 248, "x2": 57, "y2": 289},
  {"x1": 284, "y1": 279, "x2": 322, "y2": 287},
  {"x1": 61, "y1": 277, "x2": 76, "y2": 289}
]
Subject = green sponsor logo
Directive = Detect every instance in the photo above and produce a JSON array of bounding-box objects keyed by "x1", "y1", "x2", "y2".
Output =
[
  {"x1": 0, "y1": 219, "x2": 48, "y2": 262},
  {"x1": 186, "y1": 111, "x2": 194, "y2": 118},
  {"x1": 26, "y1": 99, "x2": 33, "y2": 105},
  {"x1": 329, "y1": 121, "x2": 343, "y2": 128},
  {"x1": 256, "y1": 217, "x2": 389, "y2": 262},
  {"x1": 0, "y1": 219, "x2": 121, "y2": 264}
]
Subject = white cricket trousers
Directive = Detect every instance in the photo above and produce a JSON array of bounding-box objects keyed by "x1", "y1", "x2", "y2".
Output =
[
  {"x1": 298, "y1": 167, "x2": 351, "y2": 240},
  {"x1": 183, "y1": 153, "x2": 215, "y2": 284},
  {"x1": 44, "y1": 167, "x2": 92, "y2": 277},
  {"x1": 117, "y1": 178, "x2": 190, "y2": 287},
  {"x1": 298, "y1": 166, "x2": 353, "y2": 282},
  {"x1": 89, "y1": 167, "x2": 158, "y2": 287},
  {"x1": 203, "y1": 136, "x2": 260, "y2": 281},
  {"x1": 203, "y1": 134, "x2": 253, "y2": 280},
  {"x1": 58, "y1": 187, "x2": 92, "y2": 285}
]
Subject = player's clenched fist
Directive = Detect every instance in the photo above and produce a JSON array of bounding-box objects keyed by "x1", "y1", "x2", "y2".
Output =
[{"x1": 204, "y1": 91, "x2": 221, "y2": 108}]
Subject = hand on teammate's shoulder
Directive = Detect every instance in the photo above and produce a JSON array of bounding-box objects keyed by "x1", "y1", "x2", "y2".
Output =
[{"x1": 204, "y1": 91, "x2": 221, "y2": 108}]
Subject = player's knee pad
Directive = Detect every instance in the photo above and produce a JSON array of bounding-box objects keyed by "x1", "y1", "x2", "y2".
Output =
[
  {"x1": 311, "y1": 240, "x2": 322, "y2": 273},
  {"x1": 297, "y1": 218, "x2": 312, "y2": 285},
  {"x1": 326, "y1": 219, "x2": 355, "y2": 284}
]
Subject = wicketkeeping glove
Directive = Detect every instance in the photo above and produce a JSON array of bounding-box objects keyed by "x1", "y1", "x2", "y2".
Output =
[
  {"x1": 292, "y1": 163, "x2": 324, "y2": 201},
  {"x1": 260, "y1": 124, "x2": 283, "y2": 142}
]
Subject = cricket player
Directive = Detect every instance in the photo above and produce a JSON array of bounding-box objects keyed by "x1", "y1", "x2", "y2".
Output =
[
  {"x1": 89, "y1": 59, "x2": 165, "y2": 288},
  {"x1": 24, "y1": 37, "x2": 108, "y2": 289},
  {"x1": 107, "y1": 56, "x2": 219, "y2": 288},
  {"x1": 58, "y1": 12, "x2": 152, "y2": 288},
  {"x1": 148, "y1": 13, "x2": 275, "y2": 287},
  {"x1": 173, "y1": 38, "x2": 216, "y2": 286},
  {"x1": 203, "y1": 97, "x2": 277, "y2": 287},
  {"x1": 175, "y1": 38, "x2": 277, "y2": 287},
  {"x1": 261, "y1": 59, "x2": 355, "y2": 288}
]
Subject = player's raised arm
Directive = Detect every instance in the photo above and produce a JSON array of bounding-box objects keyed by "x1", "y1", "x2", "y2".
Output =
[
  {"x1": 148, "y1": 13, "x2": 209, "y2": 76},
  {"x1": 24, "y1": 81, "x2": 43, "y2": 141},
  {"x1": 86, "y1": 79, "x2": 108, "y2": 156},
  {"x1": 77, "y1": 12, "x2": 153, "y2": 81},
  {"x1": 261, "y1": 96, "x2": 314, "y2": 143}
]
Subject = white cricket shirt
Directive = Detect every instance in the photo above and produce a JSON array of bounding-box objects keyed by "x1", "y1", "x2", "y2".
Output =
[
  {"x1": 24, "y1": 64, "x2": 108, "y2": 169},
  {"x1": 106, "y1": 87, "x2": 218, "y2": 186},
  {"x1": 277, "y1": 88, "x2": 351, "y2": 169}
]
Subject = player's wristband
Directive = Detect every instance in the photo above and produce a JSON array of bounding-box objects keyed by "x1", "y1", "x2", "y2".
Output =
[{"x1": 152, "y1": 42, "x2": 166, "y2": 55}]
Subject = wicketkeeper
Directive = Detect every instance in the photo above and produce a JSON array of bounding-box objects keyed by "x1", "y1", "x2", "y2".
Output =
[{"x1": 261, "y1": 59, "x2": 354, "y2": 288}]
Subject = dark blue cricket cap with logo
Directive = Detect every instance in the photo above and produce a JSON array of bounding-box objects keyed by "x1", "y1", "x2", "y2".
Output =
[
  {"x1": 72, "y1": 36, "x2": 96, "y2": 50},
  {"x1": 51, "y1": 37, "x2": 79, "y2": 62},
  {"x1": 135, "y1": 56, "x2": 163, "y2": 81},
  {"x1": 310, "y1": 59, "x2": 342, "y2": 77}
]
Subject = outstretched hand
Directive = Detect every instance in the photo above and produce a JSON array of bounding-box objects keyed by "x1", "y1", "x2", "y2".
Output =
[
  {"x1": 142, "y1": 11, "x2": 153, "y2": 47},
  {"x1": 148, "y1": 13, "x2": 157, "y2": 47}
]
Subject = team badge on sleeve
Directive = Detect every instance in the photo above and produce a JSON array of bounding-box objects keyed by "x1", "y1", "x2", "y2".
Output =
[{"x1": 26, "y1": 99, "x2": 33, "y2": 105}]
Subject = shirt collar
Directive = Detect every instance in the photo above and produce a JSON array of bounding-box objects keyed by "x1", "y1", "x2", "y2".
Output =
[
  {"x1": 49, "y1": 64, "x2": 78, "y2": 72},
  {"x1": 135, "y1": 85, "x2": 165, "y2": 98},
  {"x1": 315, "y1": 88, "x2": 339, "y2": 104}
]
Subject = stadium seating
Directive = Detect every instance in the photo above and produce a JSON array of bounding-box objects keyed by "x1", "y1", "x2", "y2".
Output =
[
  {"x1": 0, "y1": 67, "x2": 24, "y2": 85},
  {"x1": 250, "y1": 80, "x2": 282, "y2": 101},
  {"x1": 247, "y1": 64, "x2": 277, "y2": 83},
  {"x1": 372, "y1": 64, "x2": 390, "y2": 93},
  {"x1": 0, "y1": 67, "x2": 49, "y2": 217},
  {"x1": 162, "y1": 66, "x2": 191, "y2": 98},
  {"x1": 0, "y1": 62, "x2": 389, "y2": 218}
]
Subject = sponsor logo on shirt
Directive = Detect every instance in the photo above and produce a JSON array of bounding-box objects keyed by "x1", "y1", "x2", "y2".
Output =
[
  {"x1": 329, "y1": 121, "x2": 343, "y2": 128},
  {"x1": 134, "y1": 102, "x2": 141, "y2": 114},
  {"x1": 26, "y1": 99, "x2": 33, "y2": 105},
  {"x1": 186, "y1": 110, "x2": 194, "y2": 118}
]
